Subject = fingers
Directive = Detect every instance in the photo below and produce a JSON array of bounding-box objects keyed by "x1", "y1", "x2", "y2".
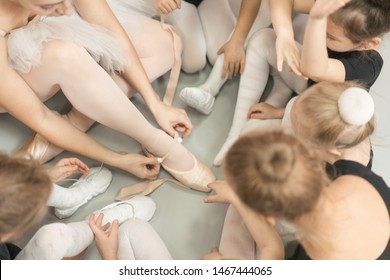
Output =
[
  {"x1": 143, "y1": 157, "x2": 161, "y2": 180},
  {"x1": 240, "y1": 58, "x2": 246, "y2": 75},
  {"x1": 176, "y1": 111, "x2": 193, "y2": 138},
  {"x1": 57, "y1": 157, "x2": 89, "y2": 174},
  {"x1": 108, "y1": 220, "x2": 119, "y2": 237},
  {"x1": 277, "y1": 56, "x2": 284, "y2": 72},
  {"x1": 210, "y1": 245, "x2": 219, "y2": 253},
  {"x1": 203, "y1": 194, "x2": 218, "y2": 203},
  {"x1": 157, "y1": 0, "x2": 179, "y2": 14}
]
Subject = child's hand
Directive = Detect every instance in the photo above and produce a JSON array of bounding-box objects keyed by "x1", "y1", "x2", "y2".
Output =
[
  {"x1": 204, "y1": 180, "x2": 237, "y2": 204},
  {"x1": 155, "y1": 0, "x2": 181, "y2": 14},
  {"x1": 89, "y1": 213, "x2": 119, "y2": 260},
  {"x1": 217, "y1": 39, "x2": 246, "y2": 79},
  {"x1": 46, "y1": 157, "x2": 89, "y2": 183},
  {"x1": 248, "y1": 103, "x2": 284, "y2": 120},
  {"x1": 118, "y1": 153, "x2": 161, "y2": 180},
  {"x1": 275, "y1": 31, "x2": 304, "y2": 77},
  {"x1": 310, "y1": 0, "x2": 351, "y2": 19}
]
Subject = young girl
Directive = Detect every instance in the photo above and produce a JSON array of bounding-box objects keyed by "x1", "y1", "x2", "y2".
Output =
[
  {"x1": 0, "y1": 153, "x2": 156, "y2": 260},
  {"x1": 206, "y1": 126, "x2": 390, "y2": 259},
  {"x1": 0, "y1": 0, "x2": 215, "y2": 191},
  {"x1": 211, "y1": 0, "x2": 390, "y2": 165}
]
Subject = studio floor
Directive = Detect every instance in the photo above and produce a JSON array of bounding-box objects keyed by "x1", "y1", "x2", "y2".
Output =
[{"x1": 1, "y1": 41, "x2": 390, "y2": 260}]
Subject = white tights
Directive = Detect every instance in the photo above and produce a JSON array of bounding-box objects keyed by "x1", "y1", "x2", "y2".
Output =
[
  {"x1": 219, "y1": 205, "x2": 297, "y2": 260},
  {"x1": 117, "y1": 219, "x2": 172, "y2": 260},
  {"x1": 15, "y1": 221, "x2": 93, "y2": 260},
  {"x1": 20, "y1": 40, "x2": 193, "y2": 171},
  {"x1": 15, "y1": 219, "x2": 171, "y2": 260},
  {"x1": 213, "y1": 28, "x2": 307, "y2": 165},
  {"x1": 117, "y1": 0, "x2": 206, "y2": 73}
]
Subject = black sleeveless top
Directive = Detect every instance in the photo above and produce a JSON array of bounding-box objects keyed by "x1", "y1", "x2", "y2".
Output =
[
  {"x1": 184, "y1": 0, "x2": 203, "y2": 7},
  {"x1": 290, "y1": 159, "x2": 390, "y2": 260}
]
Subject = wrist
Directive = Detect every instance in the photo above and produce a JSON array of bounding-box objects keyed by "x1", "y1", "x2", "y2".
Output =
[{"x1": 275, "y1": 108, "x2": 285, "y2": 119}]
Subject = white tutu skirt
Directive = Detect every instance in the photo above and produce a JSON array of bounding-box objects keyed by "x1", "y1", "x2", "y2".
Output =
[{"x1": 6, "y1": 12, "x2": 127, "y2": 74}]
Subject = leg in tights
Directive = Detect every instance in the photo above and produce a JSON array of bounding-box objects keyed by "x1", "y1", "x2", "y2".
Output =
[
  {"x1": 198, "y1": 0, "x2": 236, "y2": 65},
  {"x1": 21, "y1": 40, "x2": 194, "y2": 171},
  {"x1": 117, "y1": 219, "x2": 172, "y2": 260},
  {"x1": 18, "y1": 10, "x2": 176, "y2": 163},
  {"x1": 165, "y1": 1, "x2": 206, "y2": 73},
  {"x1": 219, "y1": 205, "x2": 258, "y2": 260},
  {"x1": 180, "y1": 0, "x2": 271, "y2": 115},
  {"x1": 213, "y1": 28, "x2": 306, "y2": 165},
  {"x1": 15, "y1": 222, "x2": 93, "y2": 260}
]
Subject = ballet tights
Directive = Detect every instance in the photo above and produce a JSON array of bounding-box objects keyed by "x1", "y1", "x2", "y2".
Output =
[
  {"x1": 219, "y1": 205, "x2": 259, "y2": 259},
  {"x1": 15, "y1": 222, "x2": 93, "y2": 260},
  {"x1": 20, "y1": 40, "x2": 194, "y2": 171},
  {"x1": 117, "y1": 219, "x2": 172, "y2": 260},
  {"x1": 214, "y1": 28, "x2": 307, "y2": 165}
]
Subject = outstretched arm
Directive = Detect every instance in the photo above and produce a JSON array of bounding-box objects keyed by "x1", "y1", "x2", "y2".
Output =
[
  {"x1": 73, "y1": 0, "x2": 193, "y2": 138},
  {"x1": 270, "y1": 0, "x2": 313, "y2": 76},
  {"x1": 300, "y1": 0, "x2": 351, "y2": 82},
  {"x1": 205, "y1": 181, "x2": 284, "y2": 260},
  {"x1": 218, "y1": 0, "x2": 261, "y2": 79}
]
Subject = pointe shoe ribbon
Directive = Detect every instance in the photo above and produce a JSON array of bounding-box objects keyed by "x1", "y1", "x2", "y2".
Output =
[
  {"x1": 115, "y1": 178, "x2": 190, "y2": 201},
  {"x1": 159, "y1": 14, "x2": 183, "y2": 106}
]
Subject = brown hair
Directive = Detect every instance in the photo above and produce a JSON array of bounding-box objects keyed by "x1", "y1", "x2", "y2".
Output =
[
  {"x1": 330, "y1": 0, "x2": 390, "y2": 44},
  {"x1": 223, "y1": 129, "x2": 328, "y2": 221},
  {"x1": 0, "y1": 154, "x2": 51, "y2": 240},
  {"x1": 293, "y1": 81, "x2": 375, "y2": 150}
]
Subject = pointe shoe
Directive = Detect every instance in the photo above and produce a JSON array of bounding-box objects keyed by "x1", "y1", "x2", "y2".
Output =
[
  {"x1": 54, "y1": 167, "x2": 113, "y2": 219},
  {"x1": 179, "y1": 87, "x2": 215, "y2": 115},
  {"x1": 16, "y1": 132, "x2": 63, "y2": 164},
  {"x1": 89, "y1": 196, "x2": 156, "y2": 225},
  {"x1": 143, "y1": 136, "x2": 215, "y2": 192},
  {"x1": 161, "y1": 154, "x2": 215, "y2": 192}
]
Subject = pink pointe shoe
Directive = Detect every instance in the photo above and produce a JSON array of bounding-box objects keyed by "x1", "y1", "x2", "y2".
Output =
[
  {"x1": 143, "y1": 136, "x2": 215, "y2": 193},
  {"x1": 16, "y1": 132, "x2": 63, "y2": 163}
]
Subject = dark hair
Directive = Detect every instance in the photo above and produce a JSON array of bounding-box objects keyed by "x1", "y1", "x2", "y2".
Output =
[
  {"x1": 0, "y1": 154, "x2": 51, "y2": 239},
  {"x1": 330, "y1": 0, "x2": 390, "y2": 44},
  {"x1": 223, "y1": 129, "x2": 328, "y2": 221}
]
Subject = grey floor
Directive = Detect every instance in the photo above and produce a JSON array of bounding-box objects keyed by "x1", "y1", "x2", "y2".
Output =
[{"x1": 1, "y1": 41, "x2": 390, "y2": 260}]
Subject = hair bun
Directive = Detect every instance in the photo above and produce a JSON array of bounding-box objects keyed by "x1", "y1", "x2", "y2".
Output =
[{"x1": 338, "y1": 87, "x2": 374, "y2": 126}]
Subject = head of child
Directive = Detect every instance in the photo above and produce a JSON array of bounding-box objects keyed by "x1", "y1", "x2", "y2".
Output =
[
  {"x1": 327, "y1": 0, "x2": 390, "y2": 52},
  {"x1": 222, "y1": 129, "x2": 328, "y2": 225},
  {"x1": 0, "y1": 154, "x2": 51, "y2": 243},
  {"x1": 15, "y1": 0, "x2": 74, "y2": 16},
  {"x1": 290, "y1": 81, "x2": 375, "y2": 163}
]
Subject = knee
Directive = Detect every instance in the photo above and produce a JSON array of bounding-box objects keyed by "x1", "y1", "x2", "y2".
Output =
[
  {"x1": 181, "y1": 52, "x2": 207, "y2": 73},
  {"x1": 41, "y1": 40, "x2": 89, "y2": 70},
  {"x1": 246, "y1": 28, "x2": 276, "y2": 57},
  {"x1": 249, "y1": 28, "x2": 276, "y2": 50},
  {"x1": 30, "y1": 223, "x2": 72, "y2": 259},
  {"x1": 34, "y1": 223, "x2": 70, "y2": 245}
]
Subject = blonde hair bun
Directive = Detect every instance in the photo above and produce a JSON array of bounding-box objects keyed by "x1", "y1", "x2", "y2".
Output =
[{"x1": 338, "y1": 87, "x2": 375, "y2": 126}]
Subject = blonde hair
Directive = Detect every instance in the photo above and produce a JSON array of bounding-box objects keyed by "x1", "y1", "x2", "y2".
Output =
[
  {"x1": 0, "y1": 154, "x2": 51, "y2": 239},
  {"x1": 293, "y1": 81, "x2": 375, "y2": 150},
  {"x1": 223, "y1": 129, "x2": 328, "y2": 221}
]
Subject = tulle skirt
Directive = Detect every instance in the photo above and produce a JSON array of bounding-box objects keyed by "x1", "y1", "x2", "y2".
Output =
[{"x1": 6, "y1": 5, "x2": 132, "y2": 74}]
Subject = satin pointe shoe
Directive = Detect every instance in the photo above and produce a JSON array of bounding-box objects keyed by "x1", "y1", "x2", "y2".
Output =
[
  {"x1": 15, "y1": 132, "x2": 61, "y2": 164},
  {"x1": 143, "y1": 136, "x2": 216, "y2": 193},
  {"x1": 54, "y1": 167, "x2": 113, "y2": 219}
]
